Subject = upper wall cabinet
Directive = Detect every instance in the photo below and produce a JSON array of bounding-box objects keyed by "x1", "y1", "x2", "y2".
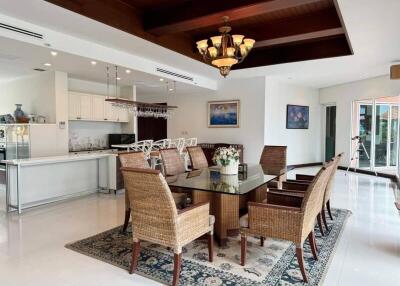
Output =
[
  {"x1": 69, "y1": 92, "x2": 91, "y2": 120},
  {"x1": 68, "y1": 92, "x2": 129, "y2": 123}
]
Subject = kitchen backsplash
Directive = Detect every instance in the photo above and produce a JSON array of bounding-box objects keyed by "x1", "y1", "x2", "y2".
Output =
[{"x1": 69, "y1": 121, "x2": 122, "y2": 151}]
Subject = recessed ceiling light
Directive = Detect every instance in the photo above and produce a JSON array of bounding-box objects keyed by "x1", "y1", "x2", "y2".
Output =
[
  {"x1": 125, "y1": 69, "x2": 131, "y2": 74},
  {"x1": 159, "y1": 78, "x2": 164, "y2": 82},
  {"x1": 168, "y1": 88, "x2": 174, "y2": 92},
  {"x1": 43, "y1": 63, "x2": 52, "y2": 67},
  {"x1": 91, "y1": 61, "x2": 97, "y2": 65},
  {"x1": 50, "y1": 51, "x2": 58, "y2": 56},
  {"x1": 116, "y1": 77, "x2": 121, "y2": 81}
]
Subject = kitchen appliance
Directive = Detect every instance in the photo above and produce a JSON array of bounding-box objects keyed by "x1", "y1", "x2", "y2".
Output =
[
  {"x1": 108, "y1": 133, "x2": 135, "y2": 148},
  {"x1": 0, "y1": 125, "x2": 6, "y2": 168},
  {"x1": 0, "y1": 125, "x2": 31, "y2": 166}
]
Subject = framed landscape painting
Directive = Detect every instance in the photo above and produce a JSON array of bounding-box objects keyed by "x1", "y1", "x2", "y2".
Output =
[
  {"x1": 208, "y1": 100, "x2": 240, "y2": 128},
  {"x1": 286, "y1": 104, "x2": 309, "y2": 129}
]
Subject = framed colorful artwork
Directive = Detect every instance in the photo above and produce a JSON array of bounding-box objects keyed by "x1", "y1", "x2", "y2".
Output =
[
  {"x1": 286, "y1": 104, "x2": 309, "y2": 129},
  {"x1": 208, "y1": 100, "x2": 240, "y2": 128}
]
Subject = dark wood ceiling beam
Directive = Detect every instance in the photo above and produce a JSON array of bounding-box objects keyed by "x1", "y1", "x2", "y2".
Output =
[
  {"x1": 233, "y1": 35, "x2": 351, "y2": 69},
  {"x1": 254, "y1": 27, "x2": 344, "y2": 48},
  {"x1": 45, "y1": 0, "x2": 196, "y2": 58},
  {"x1": 192, "y1": 7, "x2": 341, "y2": 45},
  {"x1": 145, "y1": 0, "x2": 325, "y2": 36}
]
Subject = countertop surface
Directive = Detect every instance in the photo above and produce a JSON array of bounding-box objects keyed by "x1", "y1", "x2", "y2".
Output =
[{"x1": 1, "y1": 153, "x2": 117, "y2": 166}]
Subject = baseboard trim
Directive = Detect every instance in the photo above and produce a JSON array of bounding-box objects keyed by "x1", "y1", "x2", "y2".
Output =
[
  {"x1": 287, "y1": 162, "x2": 323, "y2": 170},
  {"x1": 337, "y1": 166, "x2": 397, "y2": 180}
]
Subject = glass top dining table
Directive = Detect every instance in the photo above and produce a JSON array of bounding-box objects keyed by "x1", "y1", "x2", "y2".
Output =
[{"x1": 165, "y1": 164, "x2": 280, "y2": 195}]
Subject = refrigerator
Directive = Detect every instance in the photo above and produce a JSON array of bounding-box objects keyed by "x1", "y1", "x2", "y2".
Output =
[{"x1": 5, "y1": 124, "x2": 30, "y2": 161}]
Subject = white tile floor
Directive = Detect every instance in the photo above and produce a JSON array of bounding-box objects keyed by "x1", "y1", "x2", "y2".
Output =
[{"x1": 0, "y1": 169, "x2": 400, "y2": 286}]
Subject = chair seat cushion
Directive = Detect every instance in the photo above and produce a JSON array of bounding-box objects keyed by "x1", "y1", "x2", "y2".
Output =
[
  {"x1": 239, "y1": 214, "x2": 249, "y2": 228},
  {"x1": 209, "y1": 215, "x2": 215, "y2": 226}
]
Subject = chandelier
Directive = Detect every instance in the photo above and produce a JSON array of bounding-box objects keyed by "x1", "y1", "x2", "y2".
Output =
[{"x1": 196, "y1": 16, "x2": 255, "y2": 77}]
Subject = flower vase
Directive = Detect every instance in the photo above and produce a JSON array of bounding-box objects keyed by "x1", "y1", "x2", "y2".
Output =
[{"x1": 220, "y1": 161, "x2": 239, "y2": 175}]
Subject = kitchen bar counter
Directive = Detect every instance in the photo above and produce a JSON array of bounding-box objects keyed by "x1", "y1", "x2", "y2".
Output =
[
  {"x1": 2, "y1": 153, "x2": 117, "y2": 213},
  {"x1": 2, "y1": 153, "x2": 117, "y2": 166}
]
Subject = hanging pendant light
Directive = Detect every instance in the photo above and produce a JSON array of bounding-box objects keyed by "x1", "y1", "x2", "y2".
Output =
[{"x1": 196, "y1": 16, "x2": 255, "y2": 77}]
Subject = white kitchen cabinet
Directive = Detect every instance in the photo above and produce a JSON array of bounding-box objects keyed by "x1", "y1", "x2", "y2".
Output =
[
  {"x1": 118, "y1": 109, "x2": 129, "y2": 123},
  {"x1": 68, "y1": 93, "x2": 80, "y2": 120},
  {"x1": 68, "y1": 92, "x2": 129, "y2": 123},
  {"x1": 69, "y1": 92, "x2": 91, "y2": 120},
  {"x1": 92, "y1": 95, "x2": 105, "y2": 121},
  {"x1": 104, "y1": 98, "x2": 119, "y2": 122},
  {"x1": 80, "y1": 94, "x2": 92, "y2": 120}
]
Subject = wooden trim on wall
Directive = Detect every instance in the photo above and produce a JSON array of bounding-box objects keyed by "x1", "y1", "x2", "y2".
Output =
[
  {"x1": 287, "y1": 162, "x2": 323, "y2": 171},
  {"x1": 337, "y1": 166, "x2": 397, "y2": 180}
]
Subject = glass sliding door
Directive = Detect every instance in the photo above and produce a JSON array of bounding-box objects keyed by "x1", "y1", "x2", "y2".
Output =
[
  {"x1": 374, "y1": 104, "x2": 389, "y2": 167},
  {"x1": 390, "y1": 106, "x2": 399, "y2": 167},
  {"x1": 353, "y1": 97, "x2": 400, "y2": 173},
  {"x1": 358, "y1": 104, "x2": 373, "y2": 168}
]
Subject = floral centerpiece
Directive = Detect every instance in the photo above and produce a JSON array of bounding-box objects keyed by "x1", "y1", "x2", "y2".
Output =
[{"x1": 212, "y1": 146, "x2": 240, "y2": 175}]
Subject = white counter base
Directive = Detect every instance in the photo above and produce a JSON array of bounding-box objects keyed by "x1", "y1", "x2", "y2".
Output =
[{"x1": 3, "y1": 153, "x2": 117, "y2": 213}]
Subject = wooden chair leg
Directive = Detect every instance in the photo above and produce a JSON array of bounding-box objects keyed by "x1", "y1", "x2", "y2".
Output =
[
  {"x1": 308, "y1": 231, "x2": 318, "y2": 260},
  {"x1": 317, "y1": 213, "x2": 325, "y2": 236},
  {"x1": 207, "y1": 232, "x2": 214, "y2": 262},
  {"x1": 240, "y1": 235, "x2": 247, "y2": 266},
  {"x1": 172, "y1": 253, "x2": 182, "y2": 286},
  {"x1": 122, "y1": 208, "x2": 131, "y2": 233},
  {"x1": 321, "y1": 205, "x2": 329, "y2": 231},
  {"x1": 296, "y1": 246, "x2": 309, "y2": 283},
  {"x1": 130, "y1": 240, "x2": 140, "y2": 274},
  {"x1": 260, "y1": 236, "x2": 264, "y2": 247},
  {"x1": 327, "y1": 200, "x2": 334, "y2": 220}
]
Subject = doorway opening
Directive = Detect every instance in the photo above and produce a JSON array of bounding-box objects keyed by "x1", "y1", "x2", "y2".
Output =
[
  {"x1": 325, "y1": 106, "x2": 336, "y2": 161},
  {"x1": 352, "y1": 96, "x2": 400, "y2": 174}
]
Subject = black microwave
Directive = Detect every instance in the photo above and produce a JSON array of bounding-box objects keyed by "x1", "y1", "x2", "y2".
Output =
[{"x1": 108, "y1": 134, "x2": 136, "y2": 148}]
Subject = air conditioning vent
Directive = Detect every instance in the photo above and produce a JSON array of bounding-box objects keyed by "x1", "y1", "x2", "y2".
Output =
[
  {"x1": 0, "y1": 22, "x2": 43, "y2": 39},
  {"x1": 156, "y1": 67, "x2": 193, "y2": 82}
]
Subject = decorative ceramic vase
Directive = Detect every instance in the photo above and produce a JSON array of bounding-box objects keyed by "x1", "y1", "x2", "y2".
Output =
[
  {"x1": 220, "y1": 161, "x2": 239, "y2": 175},
  {"x1": 14, "y1": 104, "x2": 25, "y2": 121}
]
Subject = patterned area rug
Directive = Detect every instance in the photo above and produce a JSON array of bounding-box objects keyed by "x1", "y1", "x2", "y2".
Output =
[{"x1": 66, "y1": 209, "x2": 350, "y2": 285}]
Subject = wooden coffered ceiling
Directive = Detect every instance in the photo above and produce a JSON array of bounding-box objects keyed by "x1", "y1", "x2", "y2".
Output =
[{"x1": 45, "y1": 0, "x2": 353, "y2": 70}]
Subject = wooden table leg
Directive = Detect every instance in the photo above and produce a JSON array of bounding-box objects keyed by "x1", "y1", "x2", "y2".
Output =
[{"x1": 213, "y1": 193, "x2": 239, "y2": 246}]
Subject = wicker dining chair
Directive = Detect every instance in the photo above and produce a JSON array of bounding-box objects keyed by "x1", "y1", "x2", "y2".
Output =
[
  {"x1": 240, "y1": 160, "x2": 335, "y2": 283},
  {"x1": 187, "y1": 146, "x2": 208, "y2": 170},
  {"x1": 186, "y1": 146, "x2": 214, "y2": 208},
  {"x1": 160, "y1": 148, "x2": 186, "y2": 176},
  {"x1": 283, "y1": 153, "x2": 344, "y2": 230},
  {"x1": 121, "y1": 167, "x2": 214, "y2": 286},
  {"x1": 119, "y1": 151, "x2": 187, "y2": 233},
  {"x1": 259, "y1": 145, "x2": 287, "y2": 188}
]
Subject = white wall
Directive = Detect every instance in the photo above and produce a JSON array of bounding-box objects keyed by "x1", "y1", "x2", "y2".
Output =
[
  {"x1": 0, "y1": 72, "x2": 56, "y2": 123},
  {"x1": 320, "y1": 75, "x2": 400, "y2": 166},
  {"x1": 68, "y1": 78, "x2": 119, "y2": 96},
  {"x1": 137, "y1": 77, "x2": 323, "y2": 165},
  {"x1": 137, "y1": 77, "x2": 266, "y2": 163},
  {"x1": 264, "y1": 79, "x2": 322, "y2": 165},
  {"x1": 30, "y1": 71, "x2": 70, "y2": 157}
]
